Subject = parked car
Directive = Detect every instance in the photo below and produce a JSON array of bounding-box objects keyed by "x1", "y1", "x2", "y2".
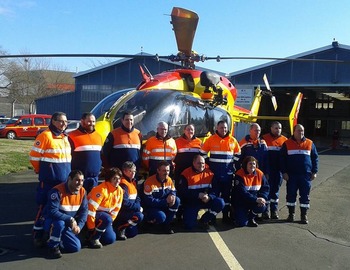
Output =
[
  {"x1": 0, "y1": 117, "x2": 10, "y2": 124},
  {"x1": 0, "y1": 114, "x2": 51, "y2": 139},
  {"x1": 65, "y1": 120, "x2": 80, "y2": 133},
  {"x1": 36, "y1": 120, "x2": 80, "y2": 137}
]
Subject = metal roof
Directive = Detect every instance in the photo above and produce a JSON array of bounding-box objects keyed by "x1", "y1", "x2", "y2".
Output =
[{"x1": 229, "y1": 41, "x2": 350, "y2": 76}]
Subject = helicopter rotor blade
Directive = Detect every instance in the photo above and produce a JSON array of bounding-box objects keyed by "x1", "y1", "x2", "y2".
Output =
[
  {"x1": 263, "y1": 73, "x2": 278, "y2": 111},
  {"x1": 170, "y1": 7, "x2": 199, "y2": 56},
  {"x1": 0, "y1": 53, "x2": 161, "y2": 59},
  {"x1": 1, "y1": 53, "x2": 349, "y2": 65},
  {"x1": 205, "y1": 55, "x2": 348, "y2": 63}
]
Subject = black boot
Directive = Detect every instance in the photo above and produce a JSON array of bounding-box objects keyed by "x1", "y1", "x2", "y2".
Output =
[
  {"x1": 117, "y1": 228, "x2": 127, "y2": 240},
  {"x1": 300, "y1": 207, "x2": 308, "y2": 224},
  {"x1": 286, "y1": 206, "x2": 295, "y2": 222}
]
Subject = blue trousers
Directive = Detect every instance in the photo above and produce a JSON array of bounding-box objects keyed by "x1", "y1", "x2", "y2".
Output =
[
  {"x1": 83, "y1": 176, "x2": 99, "y2": 194},
  {"x1": 114, "y1": 210, "x2": 144, "y2": 238},
  {"x1": 286, "y1": 174, "x2": 311, "y2": 209},
  {"x1": 91, "y1": 212, "x2": 116, "y2": 245},
  {"x1": 144, "y1": 197, "x2": 180, "y2": 225},
  {"x1": 268, "y1": 170, "x2": 283, "y2": 212},
  {"x1": 183, "y1": 197, "x2": 225, "y2": 230},
  {"x1": 218, "y1": 180, "x2": 232, "y2": 214},
  {"x1": 33, "y1": 182, "x2": 55, "y2": 239},
  {"x1": 235, "y1": 203, "x2": 267, "y2": 227},
  {"x1": 47, "y1": 220, "x2": 81, "y2": 253}
]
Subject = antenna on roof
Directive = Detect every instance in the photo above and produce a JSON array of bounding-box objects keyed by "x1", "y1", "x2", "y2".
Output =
[{"x1": 332, "y1": 38, "x2": 339, "y2": 47}]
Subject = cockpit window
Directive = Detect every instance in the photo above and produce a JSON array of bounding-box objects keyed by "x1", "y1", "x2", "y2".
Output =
[{"x1": 113, "y1": 90, "x2": 180, "y2": 140}]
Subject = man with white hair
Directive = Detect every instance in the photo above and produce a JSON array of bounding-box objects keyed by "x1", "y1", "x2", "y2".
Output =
[{"x1": 142, "y1": 121, "x2": 177, "y2": 176}]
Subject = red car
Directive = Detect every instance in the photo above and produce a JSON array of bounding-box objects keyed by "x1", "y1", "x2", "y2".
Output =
[{"x1": 0, "y1": 114, "x2": 51, "y2": 139}]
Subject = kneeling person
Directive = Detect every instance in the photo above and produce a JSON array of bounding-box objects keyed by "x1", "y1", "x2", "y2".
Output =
[
  {"x1": 232, "y1": 156, "x2": 269, "y2": 227},
  {"x1": 87, "y1": 167, "x2": 123, "y2": 248},
  {"x1": 114, "y1": 162, "x2": 144, "y2": 240},
  {"x1": 178, "y1": 155, "x2": 224, "y2": 230},
  {"x1": 142, "y1": 161, "x2": 180, "y2": 234},
  {"x1": 45, "y1": 170, "x2": 88, "y2": 259}
]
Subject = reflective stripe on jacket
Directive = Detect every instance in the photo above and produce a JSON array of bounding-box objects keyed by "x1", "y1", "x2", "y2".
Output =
[
  {"x1": 87, "y1": 181, "x2": 123, "y2": 229},
  {"x1": 30, "y1": 129, "x2": 71, "y2": 185}
]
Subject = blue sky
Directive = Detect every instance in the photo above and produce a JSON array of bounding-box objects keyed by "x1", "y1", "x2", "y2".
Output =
[{"x1": 1, "y1": 1, "x2": 350, "y2": 74}]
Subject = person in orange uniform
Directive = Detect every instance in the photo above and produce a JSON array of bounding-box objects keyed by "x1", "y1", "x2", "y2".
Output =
[
  {"x1": 102, "y1": 112, "x2": 142, "y2": 171},
  {"x1": 174, "y1": 124, "x2": 202, "y2": 183},
  {"x1": 200, "y1": 120, "x2": 241, "y2": 223},
  {"x1": 142, "y1": 121, "x2": 177, "y2": 176},
  {"x1": 114, "y1": 161, "x2": 144, "y2": 240},
  {"x1": 238, "y1": 123, "x2": 269, "y2": 175},
  {"x1": 262, "y1": 121, "x2": 288, "y2": 219},
  {"x1": 29, "y1": 112, "x2": 71, "y2": 246},
  {"x1": 45, "y1": 170, "x2": 87, "y2": 259},
  {"x1": 280, "y1": 124, "x2": 318, "y2": 224},
  {"x1": 232, "y1": 156, "x2": 269, "y2": 227},
  {"x1": 178, "y1": 155, "x2": 224, "y2": 230},
  {"x1": 174, "y1": 124, "x2": 202, "y2": 220},
  {"x1": 68, "y1": 112, "x2": 103, "y2": 193},
  {"x1": 142, "y1": 161, "x2": 180, "y2": 234},
  {"x1": 86, "y1": 167, "x2": 123, "y2": 248}
]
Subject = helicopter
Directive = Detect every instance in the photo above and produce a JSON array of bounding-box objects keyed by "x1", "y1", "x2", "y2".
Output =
[
  {"x1": 90, "y1": 7, "x2": 303, "y2": 141},
  {"x1": 0, "y1": 7, "x2": 307, "y2": 141}
]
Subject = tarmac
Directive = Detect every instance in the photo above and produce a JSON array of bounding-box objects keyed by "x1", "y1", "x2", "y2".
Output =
[{"x1": 0, "y1": 145, "x2": 349, "y2": 270}]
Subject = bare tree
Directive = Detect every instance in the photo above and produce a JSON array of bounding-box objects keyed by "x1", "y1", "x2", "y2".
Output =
[{"x1": 1, "y1": 54, "x2": 74, "y2": 109}]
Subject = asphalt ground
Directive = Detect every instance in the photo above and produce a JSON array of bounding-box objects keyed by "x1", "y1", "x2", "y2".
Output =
[{"x1": 0, "y1": 147, "x2": 349, "y2": 270}]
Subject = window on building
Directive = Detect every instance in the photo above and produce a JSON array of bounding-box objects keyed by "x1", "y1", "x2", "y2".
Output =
[
  {"x1": 341, "y1": 121, "x2": 350, "y2": 130},
  {"x1": 315, "y1": 120, "x2": 322, "y2": 129},
  {"x1": 315, "y1": 102, "x2": 334, "y2": 109}
]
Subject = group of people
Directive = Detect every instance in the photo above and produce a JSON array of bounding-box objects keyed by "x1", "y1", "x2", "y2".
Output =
[{"x1": 29, "y1": 111, "x2": 319, "y2": 259}]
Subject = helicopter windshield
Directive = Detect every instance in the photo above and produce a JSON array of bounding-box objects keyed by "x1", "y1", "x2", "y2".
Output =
[
  {"x1": 112, "y1": 89, "x2": 231, "y2": 140},
  {"x1": 91, "y1": 88, "x2": 132, "y2": 119}
]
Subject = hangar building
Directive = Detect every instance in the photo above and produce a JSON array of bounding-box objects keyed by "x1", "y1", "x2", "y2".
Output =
[{"x1": 230, "y1": 40, "x2": 350, "y2": 140}]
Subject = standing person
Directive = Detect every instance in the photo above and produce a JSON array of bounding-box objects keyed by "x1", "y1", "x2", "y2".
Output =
[
  {"x1": 232, "y1": 156, "x2": 269, "y2": 227},
  {"x1": 142, "y1": 161, "x2": 180, "y2": 234},
  {"x1": 281, "y1": 124, "x2": 318, "y2": 224},
  {"x1": 238, "y1": 123, "x2": 269, "y2": 175},
  {"x1": 68, "y1": 112, "x2": 103, "y2": 193},
  {"x1": 200, "y1": 120, "x2": 241, "y2": 223},
  {"x1": 101, "y1": 112, "x2": 142, "y2": 171},
  {"x1": 29, "y1": 112, "x2": 71, "y2": 247},
  {"x1": 262, "y1": 121, "x2": 288, "y2": 219},
  {"x1": 173, "y1": 124, "x2": 202, "y2": 220},
  {"x1": 174, "y1": 124, "x2": 202, "y2": 183},
  {"x1": 114, "y1": 162, "x2": 144, "y2": 240},
  {"x1": 45, "y1": 170, "x2": 88, "y2": 259},
  {"x1": 86, "y1": 167, "x2": 123, "y2": 248},
  {"x1": 178, "y1": 155, "x2": 224, "y2": 230},
  {"x1": 142, "y1": 122, "x2": 177, "y2": 176}
]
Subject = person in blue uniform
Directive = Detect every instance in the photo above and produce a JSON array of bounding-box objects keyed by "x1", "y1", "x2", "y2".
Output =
[
  {"x1": 280, "y1": 124, "x2": 318, "y2": 224},
  {"x1": 114, "y1": 161, "x2": 144, "y2": 240},
  {"x1": 68, "y1": 112, "x2": 103, "y2": 193},
  {"x1": 232, "y1": 156, "x2": 269, "y2": 227},
  {"x1": 45, "y1": 170, "x2": 88, "y2": 259},
  {"x1": 178, "y1": 155, "x2": 224, "y2": 230},
  {"x1": 262, "y1": 121, "x2": 288, "y2": 219},
  {"x1": 142, "y1": 161, "x2": 180, "y2": 234}
]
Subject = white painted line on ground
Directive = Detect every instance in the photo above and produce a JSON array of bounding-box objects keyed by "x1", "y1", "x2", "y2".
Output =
[
  {"x1": 208, "y1": 228, "x2": 244, "y2": 270},
  {"x1": 318, "y1": 148, "x2": 331, "y2": 154}
]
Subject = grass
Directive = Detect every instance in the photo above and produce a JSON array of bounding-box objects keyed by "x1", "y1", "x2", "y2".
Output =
[{"x1": 0, "y1": 138, "x2": 34, "y2": 176}]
